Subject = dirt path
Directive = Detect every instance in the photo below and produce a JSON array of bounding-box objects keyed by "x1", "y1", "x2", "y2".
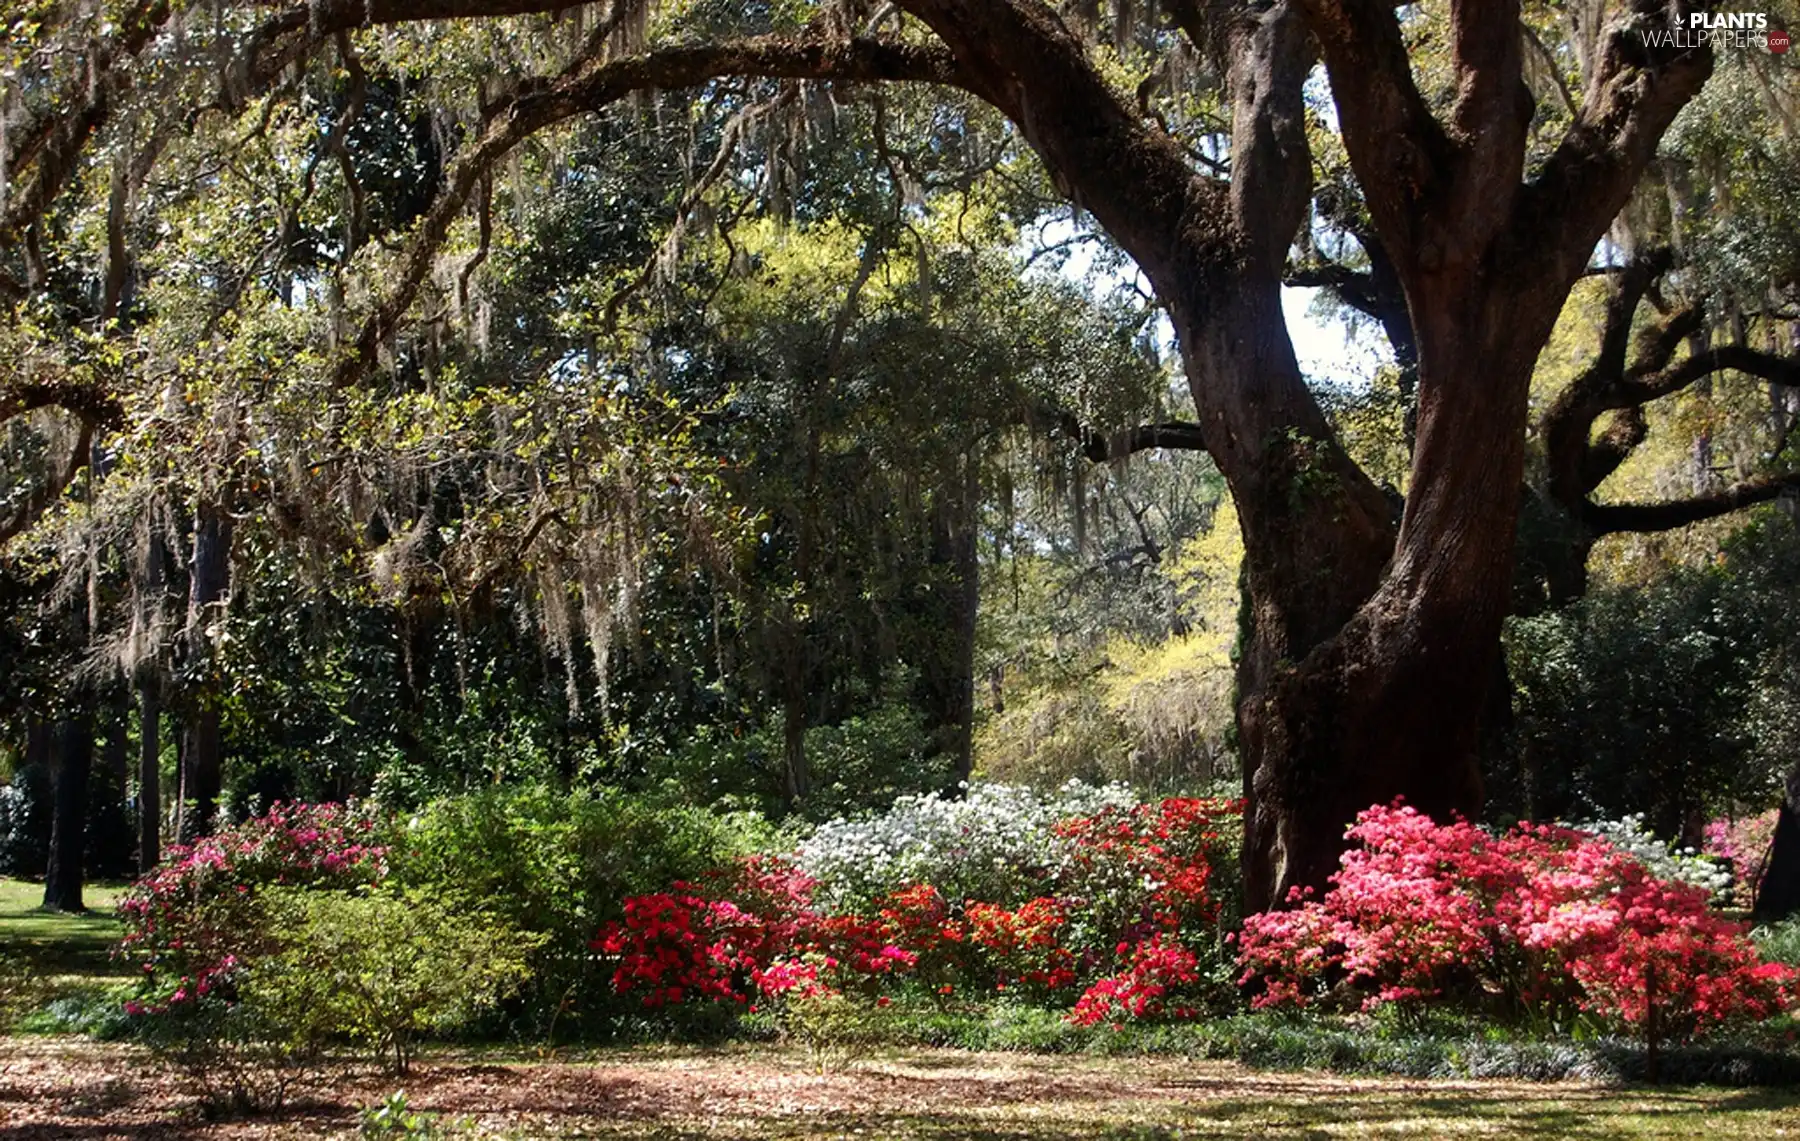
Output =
[{"x1": 2, "y1": 1037, "x2": 1797, "y2": 1139}]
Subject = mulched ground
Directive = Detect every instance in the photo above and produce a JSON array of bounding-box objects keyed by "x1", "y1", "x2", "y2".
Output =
[{"x1": 3, "y1": 1037, "x2": 1796, "y2": 1140}]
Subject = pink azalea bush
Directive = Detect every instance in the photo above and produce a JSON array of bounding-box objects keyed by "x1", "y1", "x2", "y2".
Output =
[
  {"x1": 1236, "y1": 802, "x2": 1796, "y2": 1037},
  {"x1": 1704, "y1": 810, "x2": 1779, "y2": 907},
  {"x1": 117, "y1": 802, "x2": 387, "y2": 1015}
]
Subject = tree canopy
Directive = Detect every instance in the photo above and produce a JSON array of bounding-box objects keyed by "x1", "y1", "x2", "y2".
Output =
[{"x1": 4, "y1": 0, "x2": 1800, "y2": 910}]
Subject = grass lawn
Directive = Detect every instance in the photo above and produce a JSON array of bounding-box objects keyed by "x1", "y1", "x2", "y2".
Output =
[
  {"x1": 0, "y1": 876, "x2": 127, "y2": 980},
  {"x1": 2, "y1": 1040, "x2": 1799, "y2": 1138},
  {"x1": 0, "y1": 876, "x2": 132, "y2": 1033}
]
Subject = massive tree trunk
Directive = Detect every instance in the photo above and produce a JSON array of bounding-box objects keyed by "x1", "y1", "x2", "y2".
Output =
[
  {"x1": 43, "y1": 717, "x2": 92, "y2": 912},
  {"x1": 891, "y1": 0, "x2": 1708, "y2": 910}
]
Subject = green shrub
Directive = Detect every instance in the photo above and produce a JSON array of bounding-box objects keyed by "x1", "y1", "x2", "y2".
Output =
[
  {"x1": 132, "y1": 886, "x2": 536, "y2": 1112},
  {"x1": 1754, "y1": 918, "x2": 1800, "y2": 970},
  {"x1": 258, "y1": 888, "x2": 539, "y2": 1073},
  {"x1": 132, "y1": 986, "x2": 333, "y2": 1116},
  {"x1": 387, "y1": 784, "x2": 773, "y2": 1037}
]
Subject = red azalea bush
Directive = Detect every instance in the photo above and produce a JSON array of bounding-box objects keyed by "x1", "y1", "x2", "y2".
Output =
[
  {"x1": 590, "y1": 860, "x2": 933, "y2": 1010},
  {"x1": 967, "y1": 898, "x2": 1077, "y2": 994},
  {"x1": 1236, "y1": 802, "x2": 1796, "y2": 1037},
  {"x1": 593, "y1": 795, "x2": 1240, "y2": 1026},
  {"x1": 118, "y1": 802, "x2": 387, "y2": 1014},
  {"x1": 1068, "y1": 934, "x2": 1202, "y2": 1026}
]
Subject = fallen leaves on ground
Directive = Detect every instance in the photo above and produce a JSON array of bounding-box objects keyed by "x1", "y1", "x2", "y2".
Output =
[{"x1": 2, "y1": 1037, "x2": 1798, "y2": 1139}]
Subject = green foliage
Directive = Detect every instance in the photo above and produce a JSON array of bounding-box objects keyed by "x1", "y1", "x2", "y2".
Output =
[
  {"x1": 775, "y1": 989, "x2": 900, "y2": 1070},
  {"x1": 1753, "y1": 920, "x2": 1800, "y2": 972},
  {"x1": 388, "y1": 785, "x2": 774, "y2": 1036},
  {"x1": 132, "y1": 986, "x2": 332, "y2": 1117},
  {"x1": 361, "y1": 1091, "x2": 470, "y2": 1140},
  {"x1": 257, "y1": 888, "x2": 538, "y2": 1073},
  {"x1": 0, "y1": 766, "x2": 51, "y2": 877},
  {"x1": 1501, "y1": 512, "x2": 1800, "y2": 833}
]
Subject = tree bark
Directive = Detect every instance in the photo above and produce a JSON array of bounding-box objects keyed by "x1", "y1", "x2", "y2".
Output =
[
  {"x1": 1754, "y1": 762, "x2": 1800, "y2": 923},
  {"x1": 43, "y1": 717, "x2": 92, "y2": 912},
  {"x1": 923, "y1": 456, "x2": 981, "y2": 790},
  {"x1": 138, "y1": 683, "x2": 161, "y2": 870},
  {"x1": 780, "y1": 667, "x2": 811, "y2": 806},
  {"x1": 181, "y1": 709, "x2": 223, "y2": 840},
  {"x1": 179, "y1": 503, "x2": 233, "y2": 838}
]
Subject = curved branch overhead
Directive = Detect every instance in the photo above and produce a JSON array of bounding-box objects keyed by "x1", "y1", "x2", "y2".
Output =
[
  {"x1": 331, "y1": 32, "x2": 966, "y2": 387},
  {"x1": 1538, "y1": 245, "x2": 1800, "y2": 542}
]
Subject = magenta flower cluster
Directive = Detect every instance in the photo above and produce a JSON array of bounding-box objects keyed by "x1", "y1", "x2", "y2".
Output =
[
  {"x1": 1235, "y1": 802, "x2": 1796, "y2": 1036},
  {"x1": 117, "y1": 802, "x2": 387, "y2": 1015}
]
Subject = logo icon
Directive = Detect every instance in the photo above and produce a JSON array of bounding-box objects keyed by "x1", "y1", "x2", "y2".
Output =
[{"x1": 1772, "y1": 28, "x2": 1791, "y2": 53}]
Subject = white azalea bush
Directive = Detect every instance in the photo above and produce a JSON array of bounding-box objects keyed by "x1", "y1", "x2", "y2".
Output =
[
  {"x1": 1577, "y1": 814, "x2": 1733, "y2": 901},
  {"x1": 795, "y1": 780, "x2": 1139, "y2": 911}
]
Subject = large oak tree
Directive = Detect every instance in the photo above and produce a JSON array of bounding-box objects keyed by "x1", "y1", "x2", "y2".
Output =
[{"x1": 5, "y1": 0, "x2": 1787, "y2": 909}]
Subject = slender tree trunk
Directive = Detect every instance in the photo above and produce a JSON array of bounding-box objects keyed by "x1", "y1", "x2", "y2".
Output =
[
  {"x1": 947, "y1": 459, "x2": 980, "y2": 787},
  {"x1": 781, "y1": 665, "x2": 811, "y2": 806},
  {"x1": 182, "y1": 710, "x2": 222, "y2": 839},
  {"x1": 44, "y1": 717, "x2": 93, "y2": 912},
  {"x1": 924, "y1": 456, "x2": 981, "y2": 790},
  {"x1": 181, "y1": 504, "x2": 233, "y2": 838},
  {"x1": 138, "y1": 684, "x2": 160, "y2": 870},
  {"x1": 172, "y1": 723, "x2": 187, "y2": 844}
]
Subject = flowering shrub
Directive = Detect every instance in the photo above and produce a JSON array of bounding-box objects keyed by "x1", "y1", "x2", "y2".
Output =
[
  {"x1": 1579, "y1": 814, "x2": 1730, "y2": 901},
  {"x1": 597, "y1": 790, "x2": 1239, "y2": 1029},
  {"x1": 1053, "y1": 796, "x2": 1233, "y2": 953},
  {"x1": 966, "y1": 898, "x2": 1077, "y2": 993},
  {"x1": 795, "y1": 781, "x2": 1137, "y2": 911},
  {"x1": 1236, "y1": 803, "x2": 1796, "y2": 1038},
  {"x1": 1068, "y1": 935, "x2": 1202, "y2": 1027},
  {"x1": 1705, "y1": 811, "x2": 1779, "y2": 907},
  {"x1": 118, "y1": 802, "x2": 387, "y2": 1014},
  {"x1": 591, "y1": 859, "x2": 935, "y2": 1011}
]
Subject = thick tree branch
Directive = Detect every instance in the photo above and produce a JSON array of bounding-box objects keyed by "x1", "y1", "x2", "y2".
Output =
[
  {"x1": 0, "y1": 375, "x2": 125, "y2": 429},
  {"x1": 1588, "y1": 470, "x2": 1800, "y2": 536},
  {"x1": 1295, "y1": 0, "x2": 1452, "y2": 266},
  {"x1": 1615, "y1": 343, "x2": 1800, "y2": 408},
  {"x1": 332, "y1": 32, "x2": 963, "y2": 387},
  {"x1": 1518, "y1": 3, "x2": 1713, "y2": 286},
  {"x1": 1, "y1": 0, "x2": 174, "y2": 247},
  {"x1": 1079, "y1": 421, "x2": 1211, "y2": 463},
  {"x1": 1227, "y1": 1, "x2": 1315, "y2": 273},
  {"x1": 1540, "y1": 252, "x2": 1684, "y2": 509},
  {"x1": 0, "y1": 417, "x2": 98, "y2": 548}
]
